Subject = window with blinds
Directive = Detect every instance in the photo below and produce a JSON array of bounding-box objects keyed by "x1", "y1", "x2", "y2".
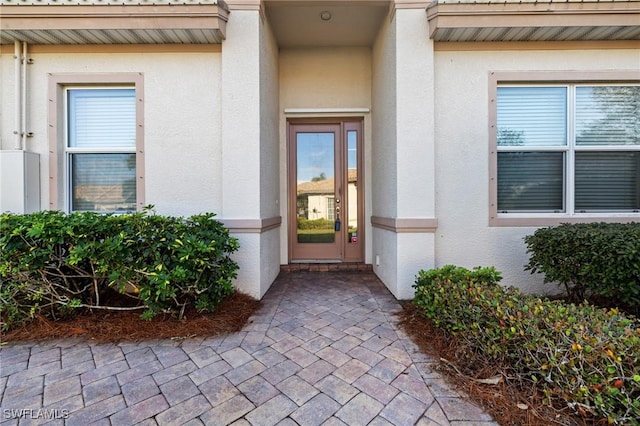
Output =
[
  {"x1": 66, "y1": 88, "x2": 137, "y2": 212},
  {"x1": 496, "y1": 85, "x2": 640, "y2": 214}
]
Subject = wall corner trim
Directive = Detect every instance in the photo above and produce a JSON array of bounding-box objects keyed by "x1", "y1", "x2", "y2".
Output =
[
  {"x1": 371, "y1": 216, "x2": 438, "y2": 233},
  {"x1": 221, "y1": 216, "x2": 282, "y2": 233}
]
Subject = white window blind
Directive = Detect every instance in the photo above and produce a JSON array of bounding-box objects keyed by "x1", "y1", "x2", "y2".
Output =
[
  {"x1": 68, "y1": 89, "x2": 136, "y2": 149},
  {"x1": 67, "y1": 88, "x2": 136, "y2": 212},
  {"x1": 575, "y1": 152, "x2": 640, "y2": 212},
  {"x1": 497, "y1": 87, "x2": 567, "y2": 147},
  {"x1": 576, "y1": 86, "x2": 640, "y2": 146},
  {"x1": 497, "y1": 152, "x2": 564, "y2": 212}
]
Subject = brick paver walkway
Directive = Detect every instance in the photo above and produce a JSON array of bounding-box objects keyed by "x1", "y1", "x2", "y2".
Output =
[{"x1": 0, "y1": 272, "x2": 497, "y2": 425}]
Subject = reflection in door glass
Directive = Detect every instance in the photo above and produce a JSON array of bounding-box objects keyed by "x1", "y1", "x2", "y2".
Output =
[
  {"x1": 347, "y1": 131, "x2": 358, "y2": 243},
  {"x1": 297, "y1": 133, "x2": 335, "y2": 244}
]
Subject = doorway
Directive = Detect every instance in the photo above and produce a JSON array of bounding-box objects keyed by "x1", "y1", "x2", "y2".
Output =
[{"x1": 288, "y1": 119, "x2": 364, "y2": 262}]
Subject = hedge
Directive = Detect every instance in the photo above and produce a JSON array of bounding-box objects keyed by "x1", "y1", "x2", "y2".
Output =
[
  {"x1": 413, "y1": 265, "x2": 640, "y2": 425},
  {"x1": 524, "y1": 222, "x2": 640, "y2": 308},
  {"x1": 0, "y1": 209, "x2": 239, "y2": 330},
  {"x1": 297, "y1": 218, "x2": 334, "y2": 230}
]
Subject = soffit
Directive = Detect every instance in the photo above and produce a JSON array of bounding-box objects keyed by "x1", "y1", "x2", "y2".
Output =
[
  {"x1": 264, "y1": 1, "x2": 390, "y2": 48},
  {"x1": 428, "y1": 0, "x2": 640, "y2": 42},
  {"x1": 0, "y1": 0, "x2": 229, "y2": 44}
]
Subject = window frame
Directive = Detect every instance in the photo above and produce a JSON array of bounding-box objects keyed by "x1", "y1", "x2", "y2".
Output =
[
  {"x1": 48, "y1": 73, "x2": 145, "y2": 213},
  {"x1": 488, "y1": 71, "x2": 640, "y2": 227},
  {"x1": 327, "y1": 196, "x2": 335, "y2": 221}
]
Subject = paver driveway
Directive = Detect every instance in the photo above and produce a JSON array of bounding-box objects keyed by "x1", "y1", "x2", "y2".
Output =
[{"x1": 0, "y1": 271, "x2": 497, "y2": 425}]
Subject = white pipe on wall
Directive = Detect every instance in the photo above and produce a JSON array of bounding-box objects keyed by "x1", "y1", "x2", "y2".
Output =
[
  {"x1": 13, "y1": 40, "x2": 22, "y2": 150},
  {"x1": 21, "y1": 41, "x2": 28, "y2": 150}
]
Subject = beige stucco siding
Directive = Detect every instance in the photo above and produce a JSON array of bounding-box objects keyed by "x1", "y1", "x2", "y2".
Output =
[
  {"x1": 372, "y1": 8, "x2": 398, "y2": 220},
  {"x1": 371, "y1": 8, "x2": 399, "y2": 294},
  {"x1": 258, "y1": 12, "x2": 282, "y2": 297},
  {"x1": 371, "y1": 8, "x2": 437, "y2": 299},
  {"x1": 433, "y1": 47, "x2": 640, "y2": 294},
  {"x1": 260, "y1": 13, "x2": 280, "y2": 220},
  {"x1": 220, "y1": 9, "x2": 281, "y2": 298},
  {"x1": 0, "y1": 49, "x2": 222, "y2": 217},
  {"x1": 279, "y1": 47, "x2": 372, "y2": 110}
]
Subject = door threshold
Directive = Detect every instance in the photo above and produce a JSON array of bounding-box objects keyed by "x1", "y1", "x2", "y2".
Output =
[{"x1": 281, "y1": 263, "x2": 372, "y2": 272}]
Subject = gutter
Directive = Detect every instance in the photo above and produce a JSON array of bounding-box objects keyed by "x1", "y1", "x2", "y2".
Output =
[{"x1": 13, "y1": 40, "x2": 21, "y2": 150}]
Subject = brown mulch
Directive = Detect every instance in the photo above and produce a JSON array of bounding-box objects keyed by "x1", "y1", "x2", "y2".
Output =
[
  {"x1": 397, "y1": 302, "x2": 599, "y2": 426},
  {"x1": 1, "y1": 292, "x2": 261, "y2": 344}
]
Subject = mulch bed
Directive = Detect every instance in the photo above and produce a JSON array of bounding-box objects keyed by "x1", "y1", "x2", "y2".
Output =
[
  {"x1": 397, "y1": 302, "x2": 600, "y2": 426},
  {"x1": 2, "y1": 292, "x2": 261, "y2": 344}
]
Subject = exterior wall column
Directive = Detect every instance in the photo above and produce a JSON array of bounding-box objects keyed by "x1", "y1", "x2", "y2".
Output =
[
  {"x1": 221, "y1": 2, "x2": 280, "y2": 299},
  {"x1": 372, "y1": 3, "x2": 436, "y2": 299}
]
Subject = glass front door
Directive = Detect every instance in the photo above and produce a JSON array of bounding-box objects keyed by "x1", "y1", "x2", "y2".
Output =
[{"x1": 288, "y1": 120, "x2": 363, "y2": 262}]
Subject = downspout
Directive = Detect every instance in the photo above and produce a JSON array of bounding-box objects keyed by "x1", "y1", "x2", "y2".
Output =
[
  {"x1": 20, "y1": 41, "x2": 28, "y2": 150},
  {"x1": 13, "y1": 40, "x2": 22, "y2": 150}
]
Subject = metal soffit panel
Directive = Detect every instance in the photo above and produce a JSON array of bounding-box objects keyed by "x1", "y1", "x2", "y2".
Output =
[
  {"x1": 0, "y1": 0, "x2": 228, "y2": 44},
  {"x1": 0, "y1": 29, "x2": 224, "y2": 44},
  {"x1": 433, "y1": 26, "x2": 640, "y2": 42}
]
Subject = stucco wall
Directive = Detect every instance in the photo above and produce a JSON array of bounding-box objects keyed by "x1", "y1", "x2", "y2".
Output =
[
  {"x1": 278, "y1": 46, "x2": 373, "y2": 264},
  {"x1": 279, "y1": 47, "x2": 372, "y2": 110},
  {"x1": 433, "y1": 47, "x2": 640, "y2": 294},
  {"x1": 221, "y1": 9, "x2": 281, "y2": 298},
  {"x1": 394, "y1": 9, "x2": 435, "y2": 219},
  {"x1": 371, "y1": 8, "x2": 437, "y2": 299},
  {"x1": 222, "y1": 11, "x2": 261, "y2": 220},
  {"x1": 258, "y1": 13, "x2": 282, "y2": 295},
  {"x1": 260, "y1": 13, "x2": 280, "y2": 220},
  {"x1": 371, "y1": 7, "x2": 397, "y2": 220},
  {"x1": 371, "y1": 7, "x2": 399, "y2": 293},
  {"x1": 0, "y1": 49, "x2": 222, "y2": 217}
]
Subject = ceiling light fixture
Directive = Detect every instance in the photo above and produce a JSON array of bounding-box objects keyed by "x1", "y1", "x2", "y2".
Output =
[{"x1": 320, "y1": 11, "x2": 332, "y2": 21}]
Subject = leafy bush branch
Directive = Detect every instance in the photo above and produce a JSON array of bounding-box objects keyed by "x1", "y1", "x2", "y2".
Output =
[{"x1": 413, "y1": 265, "x2": 640, "y2": 425}]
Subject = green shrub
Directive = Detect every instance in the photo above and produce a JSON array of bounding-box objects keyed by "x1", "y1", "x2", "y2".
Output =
[
  {"x1": 0, "y1": 208, "x2": 239, "y2": 330},
  {"x1": 297, "y1": 218, "x2": 333, "y2": 230},
  {"x1": 414, "y1": 265, "x2": 640, "y2": 424},
  {"x1": 524, "y1": 223, "x2": 640, "y2": 307}
]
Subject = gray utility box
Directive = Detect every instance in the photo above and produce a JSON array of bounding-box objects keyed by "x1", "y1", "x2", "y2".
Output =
[{"x1": 0, "y1": 150, "x2": 40, "y2": 214}]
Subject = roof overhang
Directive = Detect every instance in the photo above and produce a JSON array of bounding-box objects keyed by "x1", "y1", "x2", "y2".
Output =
[
  {"x1": 427, "y1": 1, "x2": 640, "y2": 42},
  {"x1": 0, "y1": 0, "x2": 229, "y2": 44},
  {"x1": 264, "y1": 1, "x2": 390, "y2": 48}
]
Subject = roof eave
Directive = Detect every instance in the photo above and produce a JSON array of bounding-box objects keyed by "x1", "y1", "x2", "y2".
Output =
[
  {"x1": 427, "y1": 1, "x2": 640, "y2": 42},
  {"x1": 0, "y1": 3, "x2": 230, "y2": 45}
]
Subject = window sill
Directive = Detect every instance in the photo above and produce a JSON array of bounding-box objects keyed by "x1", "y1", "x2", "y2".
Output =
[{"x1": 490, "y1": 213, "x2": 640, "y2": 227}]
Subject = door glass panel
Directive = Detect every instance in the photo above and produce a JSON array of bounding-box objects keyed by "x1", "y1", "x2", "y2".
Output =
[
  {"x1": 296, "y1": 133, "x2": 335, "y2": 244},
  {"x1": 347, "y1": 131, "x2": 358, "y2": 243}
]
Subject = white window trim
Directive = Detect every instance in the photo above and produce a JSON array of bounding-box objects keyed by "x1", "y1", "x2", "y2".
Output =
[
  {"x1": 488, "y1": 71, "x2": 640, "y2": 227},
  {"x1": 48, "y1": 73, "x2": 145, "y2": 212}
]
